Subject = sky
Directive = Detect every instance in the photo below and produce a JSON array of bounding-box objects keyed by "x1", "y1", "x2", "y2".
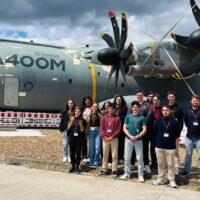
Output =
[{"x1": 0, "y1": 0, "x2": 199, "y2": 48}]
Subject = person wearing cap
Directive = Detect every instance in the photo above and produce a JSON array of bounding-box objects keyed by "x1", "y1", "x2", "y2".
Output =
[
  {"x1": 180, "y1": 95, "x2": 200, "y2": 176},
  {"x1": 153, "y1": 105, "x2": 180, "y2": 188},
  {"x1": 120, "y1": 101, "x2": 147, "y2": 182},
  {"x1": 99, "y1": 103, "x2": 121, "y2": 178}
]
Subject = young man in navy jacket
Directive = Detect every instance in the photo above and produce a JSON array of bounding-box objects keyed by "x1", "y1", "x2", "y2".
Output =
[
  {"x1": 153, "y1": 105, "x2": 180, "y2": 188},
  {"x1": 181, "y1": 95, "x2": 200, "y2": 176}
]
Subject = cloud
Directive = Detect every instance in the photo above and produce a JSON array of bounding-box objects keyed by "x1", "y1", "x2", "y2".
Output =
[{"x1": 0, "y1": 0, "x2": 198, "y2": 47}]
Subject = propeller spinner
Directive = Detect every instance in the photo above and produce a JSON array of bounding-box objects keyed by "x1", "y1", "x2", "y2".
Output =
[{"x1": 97, "y1": 11, "x2": 134, "y2": 87}]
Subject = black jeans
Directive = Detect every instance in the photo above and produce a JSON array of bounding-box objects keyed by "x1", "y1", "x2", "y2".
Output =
[
  {"x1": 81, "y1": 133, "x2": 88, "y2": 159},
  {"x1": 143, "y1": 131, "x2": 151, "y2": 166},
  {"x1": 118, "y1": 131, "x2": 125, "y2": 160},
  {"x1": 150, "y1": 133, "x2": 157, "y2": 168},
  {"x1": 69, "y1": 134, "x2": 83, "y2": 167}
]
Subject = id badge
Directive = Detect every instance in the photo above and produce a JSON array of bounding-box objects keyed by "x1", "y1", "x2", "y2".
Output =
[
  {"x1": 193, "y1": 121, "x2": 199, "y2": 126},
  {"x1": 74, "y1": 132, "x2": 78, "y2": 136},
  {"x1": 164, "y1": 133, "x2": 169, "y2": 137},
  {"x1": 90, "y1": 127, "x2": 95, "y2": 131},
  {"x1": 136, "y1": 129, "x2": 139, "y2": 133},
  {"x1": 107, "y1": 128, "x2": 112, "y2": 133}
]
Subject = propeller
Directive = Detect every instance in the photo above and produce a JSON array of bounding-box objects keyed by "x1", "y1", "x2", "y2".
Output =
[
  {"x1": 171, "y1": 0, "x2": 200, "y2": 52},
  {"x1": 97, "y1": 11, "x2": 134, "y2": 87}
]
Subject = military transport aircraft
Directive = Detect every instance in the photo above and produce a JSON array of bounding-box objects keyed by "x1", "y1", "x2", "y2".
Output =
[{"x1": 0, "y1": 0, "x2": 199, "y2": 112}]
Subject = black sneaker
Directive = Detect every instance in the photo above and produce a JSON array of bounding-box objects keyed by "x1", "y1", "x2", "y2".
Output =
[
  {"x1": 75, "y1": 166, "x2": 81, "y2": 174},
  {"x1": 68, "y1": 167, "x2": 75, "y2": 173},
  {"x1": 180, "y1": 171, "x2": 189, "y2": 177},
  {"x1": 112, "y1": 171, "x2": 118, "y2": 178},
  {"x1": 98, "y1": 170, "x2": 108, "y2": 176},
  {"x1": 150, "y1": 164, "x2": 157, "y2": 170}
]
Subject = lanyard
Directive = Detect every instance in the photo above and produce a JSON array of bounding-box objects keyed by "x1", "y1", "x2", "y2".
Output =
[
  {"x1": 191, "y1": 110, "x2": 200, "y2": 121},
  {"x1": 108, "y1": 116, "x2": 113, "y2": 126},
  {"x1": 74, "y1": 119, "x2": 79, "y2": 131},
  {"x1": 132, "y1": 114, "x2": 139, "y2": 125},
  {"x1": 133, "y1": 116, "x2": 139, "y2": 125},
  {"x1": 162, "y1": 117, "x2": 171, "y2": 132},
  {"x1": 91, "y1": 114, "x2": 97, "y2": 123}
]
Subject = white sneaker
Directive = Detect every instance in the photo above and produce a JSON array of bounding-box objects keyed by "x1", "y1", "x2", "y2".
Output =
[
  {"x1": 63, "y1": 157, "x2": 67, "y2": 162},
  {"x1": 120, "y1": 173, "x2": 130, "y2": 180},
  {"x1": 138, "y1": 176, "x2": 144, "y2": 182},
  {"x1": 169, "y1": 180, "x2": 178, "y2": 188},
  {"x1": 175, "y1": 167, "x2": 179, "y2": 175},
  {"x1": 108, "y1": 163, "x2": 112, "y2": 167},
  {"x1": 67, "y1": 157, "x2": 71, "y2": 163},
  {"x1": 153, "y1": 179, "x2": 168, "y2": 185},
  {"x1": 82, "y1": 158, "x2": 88, "y2": 163},
  {"x1": 145, "y1": 165, "x2": 151, "y2": 174}
]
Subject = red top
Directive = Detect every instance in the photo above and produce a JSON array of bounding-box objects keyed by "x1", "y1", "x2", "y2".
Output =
[
  {"x1": 100, "y1": 114, "x2": 121, "y2": 138},
  {"x1": 108, "y1": 10, "x2": 116, "y2": 18}
]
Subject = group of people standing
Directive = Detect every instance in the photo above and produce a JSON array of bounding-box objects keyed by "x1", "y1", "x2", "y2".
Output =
[{"x1": 59, "y1": 91, "x2": 200, "y2": 189}]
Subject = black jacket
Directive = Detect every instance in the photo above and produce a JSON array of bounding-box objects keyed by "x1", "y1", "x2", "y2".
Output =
[
  {"x1": 184, "y1": 107, "x2": 200, "y2": 139},
  {"x1": 154, "y1": 117, "x2": 180, "y2": 149},
  {"x1": 169, "y1": 102, "x2": 184, "y2": 133},
  {"x1": 59, "y1": 111, "x2": 69, "y2": 132}
]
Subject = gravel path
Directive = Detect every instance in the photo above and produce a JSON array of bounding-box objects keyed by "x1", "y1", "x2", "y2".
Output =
[{"x1": 0, "y1": 129, "x2": 199, "y2": 191}]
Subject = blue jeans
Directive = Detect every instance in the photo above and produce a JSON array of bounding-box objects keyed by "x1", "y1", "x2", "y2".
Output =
[
  {"x1": 63, "y1": 130, "x2": 69, "y2": 158},
  {"x1": 124, "y1": 137, "x2": 144, "y2": 177},
  {"x1": 89, "y1": 128, "x2": 101, "y2": 166},
  {"x1": 184, "y1": 137, "x2": 200, "y2": 173}
]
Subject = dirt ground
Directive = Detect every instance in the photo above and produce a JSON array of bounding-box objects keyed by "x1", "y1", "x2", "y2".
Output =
[{"x1": 0, "y1": 129, "x2": 199, "y2": 191}]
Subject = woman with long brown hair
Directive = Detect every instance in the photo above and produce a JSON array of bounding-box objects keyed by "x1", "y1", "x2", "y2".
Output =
[
  {"x1": 67, "y1": 106, "x2": 86, "y2": 173},
  {"x1": 59, "y1": 98, "x2": 75, "y2": 163}
]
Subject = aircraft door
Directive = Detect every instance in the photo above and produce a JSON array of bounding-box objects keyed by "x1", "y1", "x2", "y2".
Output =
[{"x1": 3, "y1": 76, "x2": 19, "y2": 107}]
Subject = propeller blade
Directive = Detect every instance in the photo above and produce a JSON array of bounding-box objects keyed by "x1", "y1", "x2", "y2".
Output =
[
  {"x1": 100, "y1": 33, "x2": 115, "y2": 48},
  {"x1": 118, "y1": 12, "x2": 128, "y2": 52},
  {"x1": 105, "y1": 65, "x2": 116, "y2": 88},
  {"x1": 142, "y1": 18, "x2": 184, "y2": 67},
  {"x1": 119, "y1": 61, "x2": 128, "y2": 84},
  {"x1": 171, "y1": 33, "x2": 189, "y2": 48},
  {"x1": 161, "y1": 43, "x2": 195, "y2": 95},
  {"x1": 115, "y1": 65, "x2": 120, "y2": 87},
  {"x1": 120, "y1": 42, "x2": 133, "y2": 60},
  {"x1": 108, "y1": 10, "x2": 120, "y2": 48},
  {"x1": 190, "y1": 0, "x2": 200, "y2": 27}
]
